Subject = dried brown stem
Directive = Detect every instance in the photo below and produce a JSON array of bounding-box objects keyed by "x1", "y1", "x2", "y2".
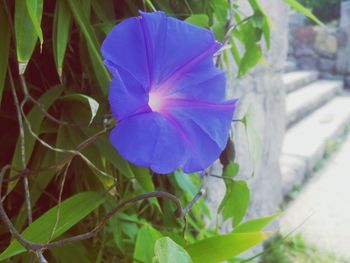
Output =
[{"x1": 9, "y1": 71, "x2": 33, "y2": 225}]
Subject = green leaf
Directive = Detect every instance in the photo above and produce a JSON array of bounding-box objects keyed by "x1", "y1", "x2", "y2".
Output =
[
  {"x1": 61, "y1": 93, "x2": 99, "y2": 125},
  {"x1": 248, "y1": 0, "x2": 271, "y2": 49},
  {"x1": 210, "y1": 0, "x2": 228, "y2": 41},
  {"x1": 14, "y1": 150, "x2": 56, "y2": 230},
  {"x1": 223, "y1": 162, "x2": 239, "y2": 178},
  {"x1": 219, "y1": 180, "x2": 250, "y2": 226},
  {"x1": 63, "y1": 104, "x2": 135, "y2": 178},
  {"x1": 10, "y1": 86, "x2": 63, "y2": 186},
  {"x1": 185, "y1": 232, "x2": 266, "y2": 263},
  {"x1": 0, "y1": 192, "x2": 105, "y2": 260},
  {"x1": 91, "y1": 0, "x2": 114, "y2": 34},
  {"x1": 25, "y1": 0, "x2": 44, "y2": 49},
  {"x1": 174, "y1": 171, "x2": 197, "y2": 196},
  {"x1": 132, "y1": 166, "x2": 155, "y2": 192},
  {"x1": 233, "y1": 213, "x2": 281, "y2": 233},
  {"x1": 0, "y1": 2, "x2": 10, "y2": 104},
  {"x1": 283, "y1": 0, "x2": 323, "y2": 25},
  {"x1": 66, "y1": 0, "x2": 110, "y2": 94},
  {"x1": 51, "y1": 242, "x2": 93, "y2": 263},
  {"x1": 154, "y1": 237, "x2": 193, "y2": 263},
  {"x1": 53, "y1": 0, "x2": 72, "y2": 77},
  {"x1": 238, "y1": 43, "x2": 262, "y2": 77},
  {"x1": 93, "y1": 135, "x2": 135, "y2": 178},
  {"x1": 185, "y1": 14, "x2": 209, "y2": 27},
  {"x1": 15, "y1": 0, "x2": 43, "y2": 73},
  {"x1": 134, "y1": 225, "x2": 162, "y2": 263}
]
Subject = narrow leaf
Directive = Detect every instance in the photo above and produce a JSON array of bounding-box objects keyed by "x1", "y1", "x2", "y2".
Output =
[
  {"x1": 66, "y1": 0, "x2": 110, "y2": 94},
  {"x1": 53, "y1": 0, "x2": 71, "y2": 77},
  {"x1": 15, "y1": 0, "x2": 43, "y2": 73},
  {"x1": 25, "y1": 0, "x2": 44, "y2": 49},
  {"x1": 233, "y1": 213, "x2": 281, "y2": 233},
  {"x1": 283, "y1": 0, "x2": 323, "y2": 25},
  {"x1": 185, "y1": 232, "x2": 266, "y2": 263},
  {"x1": 0, "y1": 192, "x2": 105, "y2": 260}
]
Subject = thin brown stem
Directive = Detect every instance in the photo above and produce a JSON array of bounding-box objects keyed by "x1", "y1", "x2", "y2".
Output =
[{"x1": 9, "y1": 71, "x2": 33, "y2": 225}]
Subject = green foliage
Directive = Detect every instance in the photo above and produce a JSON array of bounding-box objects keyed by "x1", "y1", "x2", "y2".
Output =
[
  {"x1": 0, "y1": 192, "x2": 105, "y2": 260},
  {"x1": 53, "y1": 0, "x2": 71, "y2": 77}
]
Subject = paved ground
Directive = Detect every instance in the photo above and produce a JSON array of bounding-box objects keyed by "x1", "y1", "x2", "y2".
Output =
[{"x1": 280, "y1": 133, "x2": 350, "y2": 260}]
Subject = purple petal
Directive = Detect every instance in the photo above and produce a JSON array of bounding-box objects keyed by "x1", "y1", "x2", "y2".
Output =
[
  {"x1": 165, "y1": 99, "x2": 237, "y2": 173},
  {"x1": 108, "y1": 68, "x2": 150, "y2": 121},
  {"x1": 170, "y1": 59, "x2": 227, "y2": 102},
  {"x1": 101, "y1": 16, "x2": 150, "y2": 86},
  {"x1": 110, "y1": 112, "x2": 189, "y2": 174},
  {"x1": 139, "y1": 11, "x2": 221, "y2": 86}
]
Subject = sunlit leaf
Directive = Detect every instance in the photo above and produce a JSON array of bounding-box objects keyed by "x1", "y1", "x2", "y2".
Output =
[
  {"x1": 185, "y1": 232, "x2": 266, "y2": 263},
  {"x1": 185, "y1": 14, "x2": 209, "y2": 27},
  {"x1": 154, "y1": 237, "x2": 193, "y2": 263},
  {"x1": 247, "y1": 0, "x2": 271, "y2": 49},
  {"x1": 223, "y1": 162, "x2": 239, "y2": 178},
  {"x1": 219, "y1": 180, "x2": 250, "y2": 226},
  {"x1": 283, "y1": 0, "x2": 323, "y2": 25},
  {"x1": 210, "y1": 0, "x2": 228, "y2": 41},
  {"x1": 134, "y1": 225, "x2": 162, "y2": 263},
  {"x1": 238, "y1": 43, "x2": 262, "y2": 77},
  {"x1": 0, "y1": 192, "x2": 105, "y2": 260},
  {"x1": 233, "y1": 213, "x2": 281, "y2": 233}
]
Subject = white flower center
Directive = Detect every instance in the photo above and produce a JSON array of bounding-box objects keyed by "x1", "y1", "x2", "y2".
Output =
[{"x1": 148, "y1": 91, "x2": 164, "y2": 112}]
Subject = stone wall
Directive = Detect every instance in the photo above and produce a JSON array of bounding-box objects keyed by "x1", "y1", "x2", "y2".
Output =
[
  {"x1": 288, "y1": 2, "x2": 350, "y2": 87},
  {"x1": 206, "y1": 0, "x2": 288, "y2": 231},
  {"x1": 337, "y1": 1, "x2": 350, "y2": 86}
]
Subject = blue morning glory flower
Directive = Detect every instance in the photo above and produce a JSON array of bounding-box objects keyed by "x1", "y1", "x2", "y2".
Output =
[{"x1": 101, "y1": 11, "x2": 237, "y2": 174}]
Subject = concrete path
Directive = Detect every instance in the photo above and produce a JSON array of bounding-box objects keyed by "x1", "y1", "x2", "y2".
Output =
[{"x1": 280, "y1": 133, "x2": 350, "y2": 260}]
